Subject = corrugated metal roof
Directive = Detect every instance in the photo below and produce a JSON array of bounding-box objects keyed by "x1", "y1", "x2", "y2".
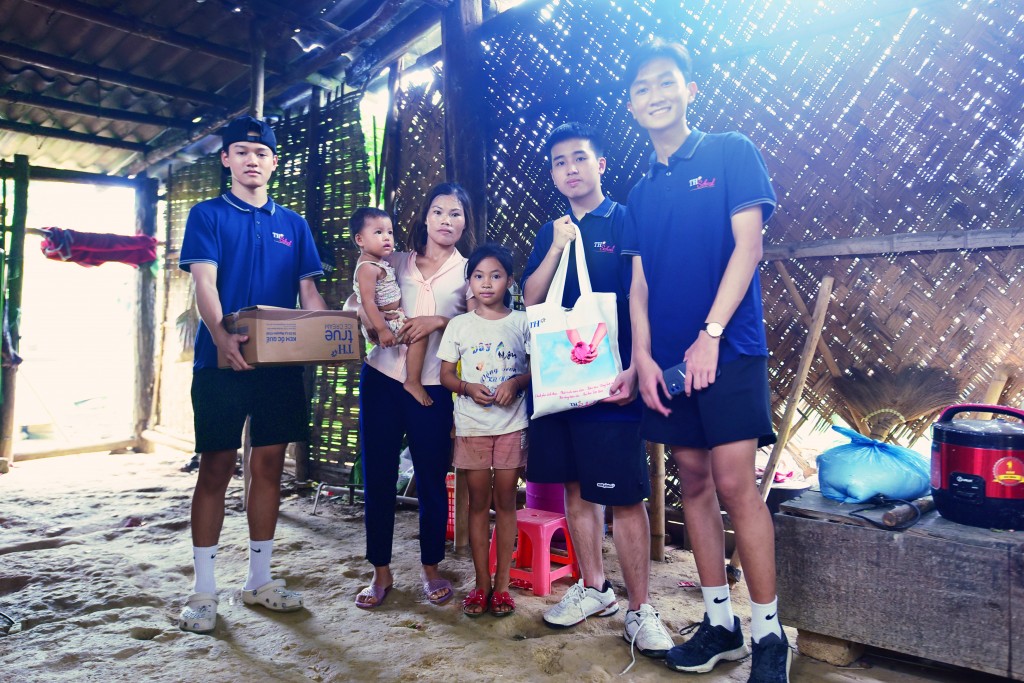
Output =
[{"x1": 0, "y1": 0, "x2": 437, "y2": 174}]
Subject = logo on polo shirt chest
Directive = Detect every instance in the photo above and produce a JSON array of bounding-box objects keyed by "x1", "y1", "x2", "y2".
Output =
[
  {"x1": 689, "y1": 176, "x2": 716, "y2": 190},
  {"x1": 592, "y1": 241, "x2": 616, "y2": 254},
  {"x1": 272, "y1": 232, "x2": 293, "y2": 247}
]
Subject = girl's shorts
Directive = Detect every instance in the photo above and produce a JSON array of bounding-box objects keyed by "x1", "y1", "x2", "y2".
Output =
[{"x1": 454, "y1": 429, "x2": 528, "y2": 471}]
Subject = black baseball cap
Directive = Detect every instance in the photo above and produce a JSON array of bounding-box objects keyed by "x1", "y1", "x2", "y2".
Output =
[{"x1": 221, "y1": 115, "x2": 277, "y2": 153}]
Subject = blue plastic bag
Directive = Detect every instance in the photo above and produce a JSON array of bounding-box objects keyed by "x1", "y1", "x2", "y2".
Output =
[{"x1": 816, "y1": 426, "x2": 931, "y2": 504}]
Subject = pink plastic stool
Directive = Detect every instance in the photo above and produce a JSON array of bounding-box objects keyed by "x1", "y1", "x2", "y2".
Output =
[{"x1": 488, "y1": 508, "x2": 580, "y2": 597}]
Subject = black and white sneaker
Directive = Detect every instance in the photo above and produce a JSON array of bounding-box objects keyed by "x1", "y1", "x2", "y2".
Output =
[
  {"x1": 665, "y1": 614, "x2": 750, "y2": 673},
  {"x1": 747, "y1": 631, "x2": 792, "y2": 683}
]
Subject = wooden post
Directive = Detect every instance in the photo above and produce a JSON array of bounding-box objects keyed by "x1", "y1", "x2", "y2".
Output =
[
  {"x1": 0, "y1": 154, "x2": 29, "y2": 469},
  {"x1": 133, "y1": 173, "x2": 159, "y2": 452},
  {"x1": 647, "y1": 442, "x2": 666, "y2": 561},
  {"x1": 729, "y1": 275, "x2": 833, "y2": 583},
  {"x1": 249, "y1": 19, "x2": 266, "y2": 119},
  {"x1": 441, "y1": 0, "x2": 488, "y2": 243},
  {"x1": 292, "y1": 90, "x2": 326, "y2": 483},
  {"x1": 381, "y1": 60, "x2": 402, "y2": 214}
]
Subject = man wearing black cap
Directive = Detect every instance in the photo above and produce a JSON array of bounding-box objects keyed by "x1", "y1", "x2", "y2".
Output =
[{"x1": 177, "y1": 116, "x2": 327, "y2": 634}]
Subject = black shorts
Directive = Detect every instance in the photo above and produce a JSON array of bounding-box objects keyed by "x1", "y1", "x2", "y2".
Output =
[
  {"x1": 191, "y1": 366, "x2": 309, "y2": 453},
  {"x1": 526, "y1": 415, "x2": 650, "y2": 506},
  {"x1": 640, "y1": 355, "x2": 777, "y2": 449}
]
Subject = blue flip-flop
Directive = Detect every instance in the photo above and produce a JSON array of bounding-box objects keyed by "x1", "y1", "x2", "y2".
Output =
[
  {"x1": 422, "y1": 577, "x2": 453, "y2": 605},
  {"x1": 355, "y1": 584, "x2": 392, "y2": 610}
]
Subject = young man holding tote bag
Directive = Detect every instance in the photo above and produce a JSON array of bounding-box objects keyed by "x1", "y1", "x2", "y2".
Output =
[{"x1": 521, "y1": 122, "x2": 674, "y2": 666}]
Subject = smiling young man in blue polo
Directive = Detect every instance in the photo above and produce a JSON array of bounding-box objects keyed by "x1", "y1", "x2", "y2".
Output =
[
  {"x1": 622, "y1": 40, "x2": 789, "y2": 682},
  {"x1": 177, "y1": 116, "x2": 327, "y2": 634},
  {"x1": 522, "y1": 122, "x2": 675, "y2": 668}
]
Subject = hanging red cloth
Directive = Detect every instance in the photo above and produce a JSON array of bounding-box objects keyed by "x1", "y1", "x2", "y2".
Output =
[{"x1": 38, "y1": 227, "x2": 157, "y2": 267}]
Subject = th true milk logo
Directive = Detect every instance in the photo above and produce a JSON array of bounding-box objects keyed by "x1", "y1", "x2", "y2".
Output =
[
  {"x1": 689, "y1": 176, "x2": 716, "y2": 190},
  {"x1": 272, "y1": 232, "x2": 293, "y2": 247}
]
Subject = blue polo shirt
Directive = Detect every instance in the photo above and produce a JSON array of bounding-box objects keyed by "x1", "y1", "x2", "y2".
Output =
[
  {"x1": 522, "y1": 197, "x2": 641, "y2": 422},
  {"x1": 622, "y1": 130, "x2": 776, "y2": 369},
  {"x1": 179, "y1": 193, "x2": 324, "y2": 369}
]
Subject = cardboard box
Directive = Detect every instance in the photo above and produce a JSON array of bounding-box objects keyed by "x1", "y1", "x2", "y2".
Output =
[{"x1": 217, "y1": 306, "x2": 361, "y2": 368}]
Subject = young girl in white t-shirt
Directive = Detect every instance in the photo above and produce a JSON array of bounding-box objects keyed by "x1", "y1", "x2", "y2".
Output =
[{"x1": 438, "y1": 244, "x2": 530, "y2": 618}]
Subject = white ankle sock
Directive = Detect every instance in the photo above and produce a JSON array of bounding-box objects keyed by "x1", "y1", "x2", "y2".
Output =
[
  {"x1": 192, "y1": 545, "x2": 218, "y2": 595},
  {"x1": 750, "y1": 596, "x2": 783, "y2": 641},
  {"x1": 244, "y1": 539, "x2": 274, "y2": 590},
  {"x1": 702, "y1": 584, "x2": 735, "y2": 630}
]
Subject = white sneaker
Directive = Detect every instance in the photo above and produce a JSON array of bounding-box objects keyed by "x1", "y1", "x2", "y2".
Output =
[
  {"x1": 621, "y1": 603, "x2": 675, "y2": 673},
  {"x1": 543, "y1": 579, "x2": 619, "y2": 629}
]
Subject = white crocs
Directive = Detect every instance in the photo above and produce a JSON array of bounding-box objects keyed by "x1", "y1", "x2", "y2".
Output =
[
  {"x1": 242, "y1": 579, "x2": 304, "y2": 612},
  {"x1": 179, "y1": 592, "x2": 218, "y2": 634}
]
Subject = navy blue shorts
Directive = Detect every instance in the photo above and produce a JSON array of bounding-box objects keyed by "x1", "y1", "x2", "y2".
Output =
[
  {"x1": 191, "y1": 366, "x2": 308, "y2": 453},
  {"x1": 526, "y1": 415, "x2": 650, "y2": 506},
  {"x1": 640, "y1": 355, "x2": 777, "y2": 449}
]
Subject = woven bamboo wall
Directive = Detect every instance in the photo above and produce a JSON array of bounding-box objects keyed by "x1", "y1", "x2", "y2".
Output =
[
  {"x1": 159, "y1": 0, "x2": 1023, "y2": 493},
  {"x1": 156, "y1": 155, "x2": 221, "y2": 442},
  {"x1": 470, "y1": 0, "x2": 1024, "y2": 443},
  {"x1": 157, "y1": 92, "x2": 370, "y2": 473}
]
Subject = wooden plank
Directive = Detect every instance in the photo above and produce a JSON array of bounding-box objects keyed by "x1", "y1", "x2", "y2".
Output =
[
  {"x1": 781, "y1": 491, "x2": 1020, "y2": 549},
  {"x1": 0, "y1": 119, "x2": 149, "y2": 153},
  {"x1": 763, "y1": 226, "x2": 1024, "y2": 261},
  {"x1": 775, "y1": 513, "x2": 1014, "y2": 679},
  {"x1": 345, "y1": 5, "x2": 440, "y2": 88},
  {"x1": 0, "y1": 90, "x2": 192, "y2": 129}
]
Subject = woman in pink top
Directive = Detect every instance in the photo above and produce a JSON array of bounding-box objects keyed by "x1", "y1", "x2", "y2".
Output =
[{"x1": 355, "y1": 183, "x2": 476, "y2": 609}]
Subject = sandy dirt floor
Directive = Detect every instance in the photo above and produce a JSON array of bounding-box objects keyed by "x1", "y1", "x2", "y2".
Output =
[{"x1": 0, "y1": 449, "x2": 1007, "y2": 682}]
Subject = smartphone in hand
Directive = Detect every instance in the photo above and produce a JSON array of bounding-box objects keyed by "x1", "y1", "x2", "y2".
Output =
[
  {"x1": 662, "y1": 361, "x2": 687, "y2": 397},
  {"x1": 662, "y1": 360, "x2": 721, "y2": 397}
]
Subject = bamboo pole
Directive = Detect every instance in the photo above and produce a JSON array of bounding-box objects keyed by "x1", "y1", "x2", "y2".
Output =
[
  {"x1": 0, "y1": 155, "x2": 29, "y2": 469},
  {"x1": 907, "y1": 408, "x2": 941, "y2": 449},
  {"x1": 647, "y1": 442, "x2": 666, "y2": 561},
  {"x1": 981, "y1": 365, "x2": 1012, "y2": 417},
  {"x1": 772, "y1": 262, "x2": 868, "y2": 435},
  {"x1": 133, "y1": 173, "x2": 158, "y2": 452},
  {"x1": 728, "y1": 275, "x2": 834, "y2": 584}
]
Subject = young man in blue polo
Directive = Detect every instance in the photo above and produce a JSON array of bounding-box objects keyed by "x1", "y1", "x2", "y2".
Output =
[
  {"x1": 622, "y1": 41, "x2": 789, "y2": 682},
  {"x1": 522, "y1": 122, "x2": 675, "y2": 667},
  {"x1": 177, "y1": 116, "x2": 327, "y2": 633}
]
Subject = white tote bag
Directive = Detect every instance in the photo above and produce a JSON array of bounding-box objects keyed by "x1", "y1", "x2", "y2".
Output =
[{"x1": 527, "y1": 226, "x2": 622, "y2": 418}]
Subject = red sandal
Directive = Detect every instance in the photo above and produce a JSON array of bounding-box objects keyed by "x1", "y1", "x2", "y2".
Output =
[
  {"x1": 489, "y1": 590, "x2": 515, "y2": 617},
  {"x1": 462, "y1": 588, "x2": 488, "y2": 618}
]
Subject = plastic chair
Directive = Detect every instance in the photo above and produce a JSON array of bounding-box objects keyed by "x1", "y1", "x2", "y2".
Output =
[{"x1": 488, "y1": 508, "x2": 580, "y2": 597}]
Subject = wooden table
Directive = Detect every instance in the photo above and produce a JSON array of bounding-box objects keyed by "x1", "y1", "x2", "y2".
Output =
[{"x1": 775, "y1": 491, "x2": 1023, "y2": 680}]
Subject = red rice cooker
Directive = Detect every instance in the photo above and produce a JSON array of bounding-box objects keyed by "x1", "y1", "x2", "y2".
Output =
[{"x1": 931, "y1": 403, "x2": 1024, "y2": 530}]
